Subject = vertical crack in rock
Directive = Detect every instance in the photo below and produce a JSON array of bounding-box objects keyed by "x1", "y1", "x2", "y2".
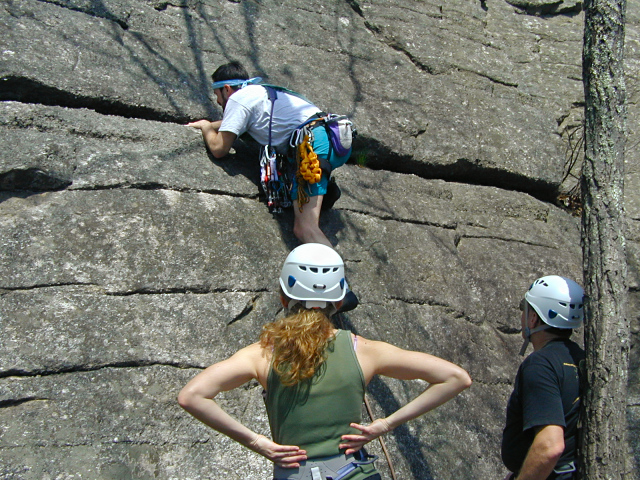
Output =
[
  {"x1": 345, "y1": 0, "x2": 364, "y2": 18},
  {"x1": 227, "y1": 295, "x2": 259, "y2": 326}
]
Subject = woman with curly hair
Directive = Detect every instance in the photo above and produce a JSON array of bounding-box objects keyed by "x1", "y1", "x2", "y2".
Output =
[{"x1": 178, "y1": 244, "x2": 471, "y2": 480}]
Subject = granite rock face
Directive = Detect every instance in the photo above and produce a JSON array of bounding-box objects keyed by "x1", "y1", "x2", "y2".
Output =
[{"x1": 1, "y1": 0, "x2": 638, "y2": 479}]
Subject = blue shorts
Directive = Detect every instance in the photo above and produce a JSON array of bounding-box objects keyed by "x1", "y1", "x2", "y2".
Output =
[{"x1": 290, "y1": 124, "x2": 351, "y2": 200}]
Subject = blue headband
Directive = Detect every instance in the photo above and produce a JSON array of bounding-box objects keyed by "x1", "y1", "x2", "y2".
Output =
[{"x1": 211, "y1": 76, "x2": 262, "y2": 90}]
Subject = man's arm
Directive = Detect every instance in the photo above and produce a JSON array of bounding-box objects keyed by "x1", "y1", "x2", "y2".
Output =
[
  {"x1": 186, "y1": 120, "x2": 237, "y2": 158},
  {"x1": 514, "y1": 425, "x2": 564, "y2": 480}
]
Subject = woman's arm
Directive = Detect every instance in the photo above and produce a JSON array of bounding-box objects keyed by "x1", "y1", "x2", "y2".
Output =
[
  {"x1": 340, "y1": 338, "x2": 472, "y2": 453},
  {"x1": 178, "y1": 343, "x2": 307, "y2": 468}
]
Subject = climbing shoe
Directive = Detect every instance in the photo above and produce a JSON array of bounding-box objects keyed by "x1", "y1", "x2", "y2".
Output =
[
  {"x1": 338, "y1": 290, "x2": 359, "y2": 313},
  {"x1": 321, "y1": 177, "x2": 341, "y2": 211}
]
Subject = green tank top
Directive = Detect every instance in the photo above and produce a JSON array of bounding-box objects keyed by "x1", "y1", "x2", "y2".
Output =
[{"x1": 265, "y1": 329, "x2": 366, "y2": 459}]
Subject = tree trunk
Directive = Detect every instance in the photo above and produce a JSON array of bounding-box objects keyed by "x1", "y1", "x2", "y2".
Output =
[{"x1": 580, "y1": 0, "x2": 630, "y2": 478}]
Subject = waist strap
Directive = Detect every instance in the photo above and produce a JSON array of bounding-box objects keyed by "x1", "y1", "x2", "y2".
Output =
[{"x1": 273, "y1": 452, "x2": 377, "y2": 480}]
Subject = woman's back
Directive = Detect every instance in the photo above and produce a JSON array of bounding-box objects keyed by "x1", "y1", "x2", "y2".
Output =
[{"x1": 265, "y1": 330, "x2": 365, "y2": 458}]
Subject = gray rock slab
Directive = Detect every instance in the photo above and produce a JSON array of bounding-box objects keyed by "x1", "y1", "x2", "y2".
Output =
[
  {"x1": 0, "y1": 102, "x2": 259, "y2": 195},
  {"x1": 1, "y1": 0, "x2": 638, "y2": 477},
  {"x1": 0, "y1": 189, "x2": 288, "y2": 292},
  {"x1": 0, "y1": 366, "x2": 273, "y2": 479},
  {"x1": 0, "y1": 286, "x2": 279, "y2": 375},
  {"x1": 1, "y1": 295, "x2": 513, "y2": 479},
  {"x1": 0, "y1": 0, "x2": 217, "y2": 121},
  {"x1": 0, "y1": 0, "x2": 597, "y2": 191}
]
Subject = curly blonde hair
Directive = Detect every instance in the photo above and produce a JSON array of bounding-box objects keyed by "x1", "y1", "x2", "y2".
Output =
[{"x1": 260, "y1": 307, "x2": 335, "y2": 387}]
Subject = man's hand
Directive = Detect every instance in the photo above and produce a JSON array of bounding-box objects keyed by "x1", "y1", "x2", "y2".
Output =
[
  {"x1": 186, "y1": 119, "x2": 218, "y2": 131},
  {"x1": 338, "y1": 418, "x2": 391, "y2": 455},
  {"x1": 249, "y1": 435, "x2": 307, "y2": 468},
  {"x1": 513, "y1": 425, "x2": 564, "y2": 480},
  {"x1": 185, "y1": 120, "x2": 235, "y2": 158}
]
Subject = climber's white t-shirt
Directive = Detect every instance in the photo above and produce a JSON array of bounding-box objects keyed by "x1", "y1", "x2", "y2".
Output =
[{"x1": 219, "y1": 85, "x2": 319, "y2": 152}]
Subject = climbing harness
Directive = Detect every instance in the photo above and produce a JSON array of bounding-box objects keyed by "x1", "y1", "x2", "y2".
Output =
[
  {"x1": 553, "y1": 461, "x2": 577, "y2": 476},
  {"x1": 289, "y1": 114, "x2": 355, "y2": 211},
  {"x1": 273, "y1": 451, "x2": 379, "y2": 480}
]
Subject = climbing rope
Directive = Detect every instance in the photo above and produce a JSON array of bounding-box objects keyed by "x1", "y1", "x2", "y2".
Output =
[
  {"x1": 298, "y1": 134, "x2": 322, "y2": 184},
  {"x1": 294, "y1": 128, "x2": 322, "y2": 211},
  {"x1": 334, "y1": 313, "x2": 399, "y2": 480}
]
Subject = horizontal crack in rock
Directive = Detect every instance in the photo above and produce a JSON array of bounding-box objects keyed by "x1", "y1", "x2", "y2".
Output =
[
  {"x1": 0, "y1": 168, "x2": 72, "y2": 192},
  {"x1": 1, "y1": 282, "x2": 99, "y2": 292},
  {"x1": 0, "y1": 397, "x2": 49, "y2": 408},
  {"x1": 0, "y1": 77, "x2": 185, "y2": 124},
  {"x1": 458, "y1": 234, "x2": 556, "y2": 249},
  {"x1": 338, "y1": 207, "x2": 457, "y2": 229},
  {"x1": 0, "y1": 361, "x2": 202, "y2": 379},
  {"x1": 72, "y1": 183, "x2": 259, "y2": 200},
  {"x1": 106, "y1": 287, "x2": 268, "y2": 297}
]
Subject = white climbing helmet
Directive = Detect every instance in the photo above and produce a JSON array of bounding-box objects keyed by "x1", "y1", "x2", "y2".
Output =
[
  {"x1": 525, "y1": 275, "x2": 585, "y2": 329},
  {"x1": 279, "y1": 243, "x2": 348, "y2": 309}
]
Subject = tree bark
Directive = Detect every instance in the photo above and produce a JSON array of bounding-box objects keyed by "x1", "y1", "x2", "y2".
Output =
[{"x1": 580, "y1": 0, "x2": 630, "y2": 478}]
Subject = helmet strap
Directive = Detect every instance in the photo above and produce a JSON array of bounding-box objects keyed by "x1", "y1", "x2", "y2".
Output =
[{"x1": 519, "y1": 303, "x2": 550, "y2": 355}]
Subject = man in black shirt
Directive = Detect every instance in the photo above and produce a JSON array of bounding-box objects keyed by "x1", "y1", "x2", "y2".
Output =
[{"x1": 501, "y1": 276, "x2": 585, "y2": 480}]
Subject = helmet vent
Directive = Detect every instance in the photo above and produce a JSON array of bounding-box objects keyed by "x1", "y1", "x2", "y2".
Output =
[
  {"x1": 299, "y1": 266, "x2": 307, "y2": 271},
  {"x1": 323, "y1": 268, "x2": 330, "y2": 273},
  {"x1": 313, "y1": 284, "x2": 326, "y2": 290},
  {"x1": 310, "y1": 267, "x2": 318, "y2": 273}
]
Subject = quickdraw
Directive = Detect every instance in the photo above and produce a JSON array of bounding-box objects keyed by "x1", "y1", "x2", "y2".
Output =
[
  {"x1": 260, "y1": 146, "x2": 291, "y2": 213},
  {"x1": 260, "y1": 86, "x2": 292, "y2": 213}
]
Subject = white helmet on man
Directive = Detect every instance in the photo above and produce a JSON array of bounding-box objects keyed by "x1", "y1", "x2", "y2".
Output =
[
  {"x1": 524, "y1": 275, "x2": 585, "y2": 329},
  {"x1": 279, "y1": 243, "x2": 348, "y2": 310}
]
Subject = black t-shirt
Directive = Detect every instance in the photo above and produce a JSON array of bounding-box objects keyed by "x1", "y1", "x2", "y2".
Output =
[{"x1": 501, "y1": 338, "x2": 585, "y2": 475}]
